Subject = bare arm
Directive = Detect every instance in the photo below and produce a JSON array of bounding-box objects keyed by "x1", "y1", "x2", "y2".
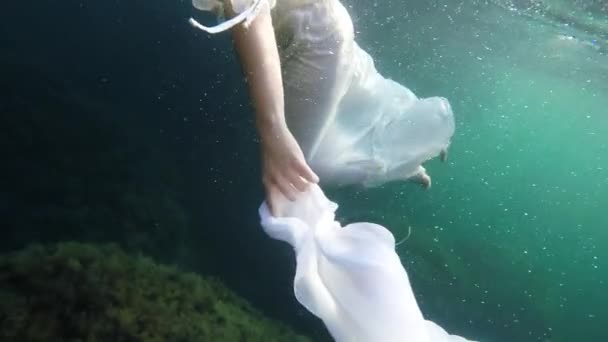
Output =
[{"x1": 227, "y1": 2, "x2": 318, "y2": 214}]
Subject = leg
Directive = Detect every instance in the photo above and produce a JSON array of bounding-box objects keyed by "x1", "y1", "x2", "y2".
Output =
[{"x1": 279, "y1": 1, "x2": 355, "y2": 170}]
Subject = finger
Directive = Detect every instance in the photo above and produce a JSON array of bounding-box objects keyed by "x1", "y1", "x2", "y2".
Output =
[
  {"x1": 286, "y1": 170, "x2": 308, "y2": 192},
  {"x1": 275, "y1": 176, "x2": 297, "y2": 201},
  {"x1": 266, "y1": 185, "x2": 280, "y2": 216},
  {"x1": 293, "y1": 159, "x2": 319, "y2": 183},
  {"x1": 263, "y1": 176, "x2": 275, "y2": 215}
]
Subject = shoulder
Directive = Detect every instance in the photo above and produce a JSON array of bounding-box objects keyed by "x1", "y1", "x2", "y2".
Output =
[
  {"x1": 193, "y1": 0, "x2": 277, "y2": 15},
  {"x1": 229, "y1": 0, "x2": 277, "y2": 13}
]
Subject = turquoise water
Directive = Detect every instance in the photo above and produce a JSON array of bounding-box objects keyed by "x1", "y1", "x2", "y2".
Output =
[{"x1": 329, "y1": 1, "x2": 607, "y2": 341}]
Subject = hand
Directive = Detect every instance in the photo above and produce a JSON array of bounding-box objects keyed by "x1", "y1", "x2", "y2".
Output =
[{"x1": 260, "y1": 125, "x2": 319, "y2": 216}]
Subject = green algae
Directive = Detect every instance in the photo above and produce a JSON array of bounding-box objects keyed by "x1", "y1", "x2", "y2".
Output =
[{"x1": 0, "y1": 242, "x2": 311, "y2": 342}]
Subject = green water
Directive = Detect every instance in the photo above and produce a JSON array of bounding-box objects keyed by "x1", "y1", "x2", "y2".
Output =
[{"x1": 330, "y1": 1, "x2": 608, "y2": 341}]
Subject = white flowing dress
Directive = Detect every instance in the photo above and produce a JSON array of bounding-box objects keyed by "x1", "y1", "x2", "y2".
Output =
[
  {"x1": 259, "y1": 185, "x2": 475, "y2": 342},
  {"x1": 190, "y1": 0, "x2": 455, "y2": 187}
]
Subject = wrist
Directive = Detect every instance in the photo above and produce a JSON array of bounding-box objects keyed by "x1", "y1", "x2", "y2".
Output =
[{"x1": 257, "y1": 112, "x2": 288, "y2": 141}]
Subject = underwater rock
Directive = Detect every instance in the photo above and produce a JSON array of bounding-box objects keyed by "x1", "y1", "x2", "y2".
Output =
[{"x1": 0, "y1": 242, "x2": 311, "y2": 342}]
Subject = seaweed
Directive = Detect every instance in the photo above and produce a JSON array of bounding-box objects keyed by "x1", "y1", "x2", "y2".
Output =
[{"x1": 0, "y1": 242, "x2": 311, "y2": 342}]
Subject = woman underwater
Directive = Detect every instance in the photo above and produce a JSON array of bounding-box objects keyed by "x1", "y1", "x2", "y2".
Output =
[
  {"x1": 189, "y1": 2, "x2": 474, "y2": 341},
  {"x1": 189, "y1": 0, "x2": 454, "y2": 214}
]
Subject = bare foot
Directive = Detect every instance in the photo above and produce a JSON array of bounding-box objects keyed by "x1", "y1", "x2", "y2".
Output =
[
  {"x1": 440, "y1": 148, "x2": 448, "y2": 162},
  {"x1": 414, "y1": 166, "x2": 431, "y2": 189},
  {"x1": 418, "y1": 172, "x2": 431, "y2": 189}
]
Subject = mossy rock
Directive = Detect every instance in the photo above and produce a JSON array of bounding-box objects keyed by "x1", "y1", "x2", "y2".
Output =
[{"x1": 0, "y1": 242, "x2": 311, "y2": 342}]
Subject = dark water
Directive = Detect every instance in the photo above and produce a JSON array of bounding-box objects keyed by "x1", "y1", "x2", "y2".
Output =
[{"x1": 1, "y1": 0, "x2": 607, "y2": 341}]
